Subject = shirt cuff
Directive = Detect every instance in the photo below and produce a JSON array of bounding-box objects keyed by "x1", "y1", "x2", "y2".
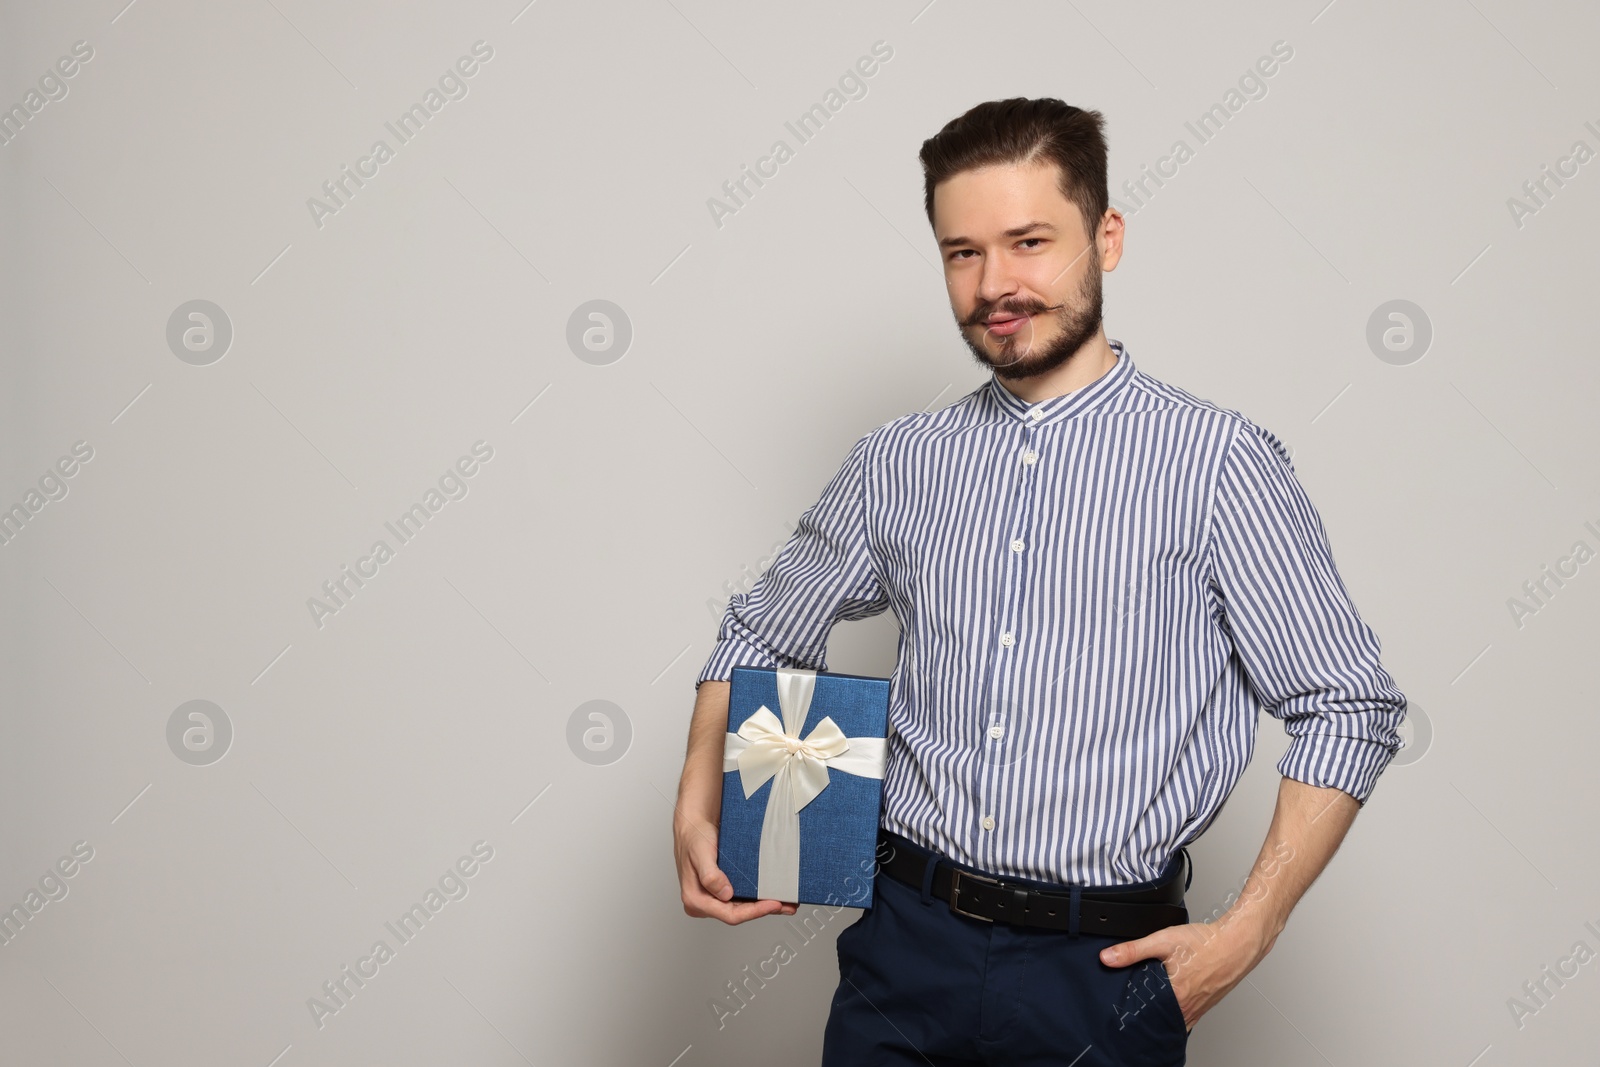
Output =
[
  {"x1": 694, "y1": 634, "x2": 778, "y2": 689},
  {"x1": 1276, "y1": 733, "x2": 1398, "y2": 805},
  {"x1": 694, "y1": 606, "x2": 824, "y2": 690}
]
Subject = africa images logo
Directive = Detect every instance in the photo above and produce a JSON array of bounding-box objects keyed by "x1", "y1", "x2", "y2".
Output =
[
  {"x1": 306, "y1": 441, "x2": 494, "y2": 629},
  {"x1": 306, "y1": 41, "x2": 495, "y2": 230}
]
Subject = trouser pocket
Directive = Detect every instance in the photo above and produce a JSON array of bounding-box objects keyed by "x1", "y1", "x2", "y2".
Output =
[{"x1": 1112, "y1": 958, "x2": 1189, "y2": 1060}]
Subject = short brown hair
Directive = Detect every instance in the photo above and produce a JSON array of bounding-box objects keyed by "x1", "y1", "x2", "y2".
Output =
[{"x1": 918, "y1": 98, "x2": 1108, "y2": 240}]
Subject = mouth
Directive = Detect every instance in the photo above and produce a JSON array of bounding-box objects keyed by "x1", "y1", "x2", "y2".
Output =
[{"x1": 981, "y1": 313, "x2": 1030, "y2": 337}]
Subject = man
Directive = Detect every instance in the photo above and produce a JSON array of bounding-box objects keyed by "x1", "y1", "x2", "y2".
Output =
[{"x1": 673, "y1": 98, "x2": 1407, "y2": 1065}]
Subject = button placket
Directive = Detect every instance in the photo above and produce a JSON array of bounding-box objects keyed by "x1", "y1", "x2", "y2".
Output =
[{"x1": 980, "y1": 413, "x2": 1042, "y2": 862}]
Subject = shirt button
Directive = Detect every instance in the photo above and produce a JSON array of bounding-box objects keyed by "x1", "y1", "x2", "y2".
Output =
[
  {"x1": 1000, "y1": 632, "x2": 1014, "y2": 647},
  {"x1": 1027, "y1": 407, "x2": 1043, "y2": 421},
  {"x1": 1022, "y1": 450, "x2": 1038, "y2": 465},
  {"x1": 981, "y1": 815, "x2": 995, "y2": 831},
  {"x1": 1010, "y1": 538, "x2": 1025, "y2": 553},
  {"x1": 989, "y1": 724, "x2": 1005, "y2": 739}
]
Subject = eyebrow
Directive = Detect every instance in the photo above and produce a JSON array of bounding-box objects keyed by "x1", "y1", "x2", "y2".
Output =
[{"x1": 939, "y1": 221, "x2": 1058, "y2": 249}]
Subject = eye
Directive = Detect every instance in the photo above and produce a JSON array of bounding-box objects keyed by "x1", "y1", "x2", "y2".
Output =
[
  {"x1": 1018, "y1": 238, "x2": 1045, "y2": 250},
  {"x1": 947, "y1": 249, "x2": 976, "y2": 261}
]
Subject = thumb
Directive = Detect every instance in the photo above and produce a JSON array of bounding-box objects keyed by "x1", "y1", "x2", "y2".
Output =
[
  {"x1": 690, "y1": 838, "x2": 734, "y2": 901},
  {"x1": 1100, "y1": 934, "x2": 1158, "y2": 967}
]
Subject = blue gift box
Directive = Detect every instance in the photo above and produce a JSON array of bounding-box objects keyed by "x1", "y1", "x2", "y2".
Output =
[{"x1": 718, "y1": 665, "x2": 891, "y2": 909}]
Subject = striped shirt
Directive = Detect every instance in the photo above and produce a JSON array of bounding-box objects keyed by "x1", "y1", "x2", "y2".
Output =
[{"x1": 696, "y1": 339, "x2": 1407, "y2": 887}]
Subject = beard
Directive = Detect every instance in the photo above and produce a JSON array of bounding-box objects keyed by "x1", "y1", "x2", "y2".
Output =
[{"x1": 960, "y1": 259, "x2": 1103, "y2": 382}]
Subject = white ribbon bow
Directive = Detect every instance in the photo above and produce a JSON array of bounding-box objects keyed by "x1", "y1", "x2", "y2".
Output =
[{"x1": 723, "y1": 668, "x2": 887, "y2": 902}]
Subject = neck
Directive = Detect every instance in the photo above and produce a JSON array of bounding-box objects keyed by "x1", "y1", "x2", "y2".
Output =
[{"x1": 993, "y1": 331, "x2": 1117, "y2": 405}]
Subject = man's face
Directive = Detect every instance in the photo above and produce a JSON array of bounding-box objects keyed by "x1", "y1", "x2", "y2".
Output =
[{"x1": 933, "y1": 160, "x2": 1114, "y2": 381}]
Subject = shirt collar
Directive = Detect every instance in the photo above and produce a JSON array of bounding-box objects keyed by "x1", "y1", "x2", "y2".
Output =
[{"x1": 985, "y1": 338, "x2": 1134, "y2": 428}]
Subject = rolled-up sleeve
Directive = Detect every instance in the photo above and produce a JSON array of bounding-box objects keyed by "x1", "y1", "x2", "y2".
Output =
[
  {"x1": 695, "y1": 429, "x2": 891, "y2": 690},
  {"x1": 1205, "y1": 420, "x2": 1407, "y2": 803}
]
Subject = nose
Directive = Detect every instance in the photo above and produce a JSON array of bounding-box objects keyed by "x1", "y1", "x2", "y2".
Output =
[{"x1": 974, "y1": 257, "x2": 1019, "y2": 316}]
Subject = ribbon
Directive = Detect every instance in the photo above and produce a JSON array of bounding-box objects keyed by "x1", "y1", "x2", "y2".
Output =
[{"x1": 723, "y1": 668, "x2": 887, "y2": 902}]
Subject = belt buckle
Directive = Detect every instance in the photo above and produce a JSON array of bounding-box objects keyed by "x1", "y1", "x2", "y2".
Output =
[{"x1": 947, "y1": 866, "x2": 1001, "y2": 922}]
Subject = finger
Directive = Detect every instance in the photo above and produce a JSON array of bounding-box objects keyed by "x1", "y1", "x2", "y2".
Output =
[
  {"x1": 753, "y1": 898, "x2": 797, "y2": 915},
  {"x1": 687, "y1": 838, "x2": 735, "y2": 902},
  {"x1": 1100, "y1": 932, "x2": 1165, "y2": 967},
  {"x1": 699, "y1": 891, "x2": 797, "y2": 921},
  {"x1": 679, "y1": 872, "x2": 798, "y2": 924},
  {"x1": 685, "y1": 888, "x2": 787, "y2": 925}
]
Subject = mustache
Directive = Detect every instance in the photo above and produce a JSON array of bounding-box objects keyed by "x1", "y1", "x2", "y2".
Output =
[{"x1": 964, "y1": 300, "x2": 1066, "y2": 328}]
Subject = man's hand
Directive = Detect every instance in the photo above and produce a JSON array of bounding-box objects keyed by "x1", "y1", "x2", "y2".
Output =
[
  {"x1": 1100, "y1": 911, "x2": 1272, "y2": 1032},
  {"x1": 1099, "y1": 777, "x2": 1360, "y2": 1031},
  {"x1": 673, "y1": 680, "x2": 798, "y2": 925},
  {"x1": 675, "y1": 811, "x2": 798, "y2": 924}
]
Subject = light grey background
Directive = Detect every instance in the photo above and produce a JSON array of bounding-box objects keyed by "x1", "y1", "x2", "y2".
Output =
[{"x1": 2, "y1": 0, "x2": 1596, "y2": 1064}]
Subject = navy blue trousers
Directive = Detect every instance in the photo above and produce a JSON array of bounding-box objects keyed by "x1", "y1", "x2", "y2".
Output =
[{"x1": 821, "y1": 833, "x2": 1189, "y2": 1066}]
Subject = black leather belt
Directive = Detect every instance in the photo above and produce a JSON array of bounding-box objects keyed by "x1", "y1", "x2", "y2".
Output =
[{"x1": 876, "y1": 830, "x2": 1191, "y2": 939}]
